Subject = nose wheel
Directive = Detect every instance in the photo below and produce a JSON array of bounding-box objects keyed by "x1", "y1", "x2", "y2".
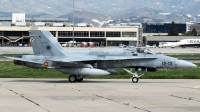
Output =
[
  {"x1": 132, "y1": 77, "x2": 139, "y2": 83},
  {"x1": 123, "y1": 68, "x2": 145, "y2": 83}
]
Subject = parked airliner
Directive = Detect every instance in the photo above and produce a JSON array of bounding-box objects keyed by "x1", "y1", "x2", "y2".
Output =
[{"x1": 162, "y1": 39, "x2": 200, "y2": 48}]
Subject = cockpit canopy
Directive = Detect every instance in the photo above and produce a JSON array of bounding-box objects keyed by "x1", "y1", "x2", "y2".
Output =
[{"x1": 136, "y1": 47, "x2": 156, "y2": 54}]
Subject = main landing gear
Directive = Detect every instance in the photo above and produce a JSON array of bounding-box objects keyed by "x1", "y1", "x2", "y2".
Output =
[
  {"x1": 68, "y1": 75, "x2": 84, "y2": 82},
  {"x1": 123, "y1": 68, "x2": 145, "y2": 83}
]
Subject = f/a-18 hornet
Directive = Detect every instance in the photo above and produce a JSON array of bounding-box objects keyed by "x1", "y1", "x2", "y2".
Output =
[{"x1": 5, "y1": 30, "x2": 197, "y2": 83}]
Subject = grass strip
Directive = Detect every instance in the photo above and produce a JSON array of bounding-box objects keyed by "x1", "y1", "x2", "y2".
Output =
[{"x1": 0, "y1": 61, "x2": 199, "y2": 79}]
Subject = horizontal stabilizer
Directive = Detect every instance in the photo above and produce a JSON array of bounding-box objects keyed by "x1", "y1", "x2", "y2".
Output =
[{"x1": 4, "y1": 56, "x2": 43, "y2": 65}]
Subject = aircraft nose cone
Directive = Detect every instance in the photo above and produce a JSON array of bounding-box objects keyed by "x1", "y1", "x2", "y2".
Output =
[
  {"x1": 192, "y1": 64, "x2": 197, "y2": 68},
  {"x1": 176, "y1": 60, "x2": 197, "y2": 68}
]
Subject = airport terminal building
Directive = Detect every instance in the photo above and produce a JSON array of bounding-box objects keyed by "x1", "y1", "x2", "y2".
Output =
[
  {"x1": 0, "y1": 26, "x2": 142, "y2": 47},
  {"x1": 142, "y1": 23, "x2": 187, "y2": 33},
  {"x1": 0, "y1": 13, "x2": 143, "y2": 47},
  {"x1": 0, "y1": 13, "x2": 199, "y2": 47}
]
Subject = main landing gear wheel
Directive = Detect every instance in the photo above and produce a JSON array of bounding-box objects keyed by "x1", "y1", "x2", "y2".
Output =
[
  {"x1": 132, "y1": 77, "x2": 139, "y2": 83},
  {"x1": 77, "y1": 78, "x2": 83, "y2": 82},
  {"x1": 68, "y1": 75, "x2": 77, "y2": 82}
]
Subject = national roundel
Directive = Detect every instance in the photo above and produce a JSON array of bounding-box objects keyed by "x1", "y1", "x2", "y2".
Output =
[
  {"x1": 30, "y1": 38, "x2": 34, "y2": 42},
  {"x1": 45, "y1": 45, "x2": 52, "y2": 50}
]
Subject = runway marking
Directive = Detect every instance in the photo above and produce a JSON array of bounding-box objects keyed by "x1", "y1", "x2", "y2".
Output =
[
  {"x1": 71, "y1": 87, "x2": 152, "y2": 112},
  {"x1": 193, "y1": 85, "x2": 200, "y2": 89},
  {"x1": 6, "y1": 87, "x2": 50, "y2": 112},
  {"x1": 139, "y1": 83, "x2": 196, "y2": 89},
  {"x1": 170, "y1": 94, "x2": 200, "y2": 103}
]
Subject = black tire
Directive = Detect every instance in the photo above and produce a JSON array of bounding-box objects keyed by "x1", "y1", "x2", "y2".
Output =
[
  {"x1": 68, "y1": 75, "x2": 77, "y2": 82},
  {"x1": 77, "y1": 78, "x2": 83, "y2": 82},
  {"x1": 132, "y1": 77, "x2": 139, "y2": 83}
]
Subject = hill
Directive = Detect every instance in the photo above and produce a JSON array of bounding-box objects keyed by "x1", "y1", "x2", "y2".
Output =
[{"x1": 0, "y1": 0, "x2": 200, "y2": 23}]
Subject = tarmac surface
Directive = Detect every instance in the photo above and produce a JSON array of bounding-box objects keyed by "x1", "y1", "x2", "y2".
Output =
[
  {"x1": 0, "y1": 79, "x2": 200, "y2": 112},
  {"x1": 0, "y1": 47, "x2": 200, "y2": 112}
]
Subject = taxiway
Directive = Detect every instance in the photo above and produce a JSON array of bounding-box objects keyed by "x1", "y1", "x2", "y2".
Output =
[{"x1": 0, "y1": 79, "x2": 200, "y2": 112}]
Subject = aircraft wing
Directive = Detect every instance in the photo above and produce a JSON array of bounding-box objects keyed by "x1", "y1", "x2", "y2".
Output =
[
  {"x1": 48, "y1": 56, "x2": 157, "y2": 63},
  {"x1": 4, "y1": 56, "x2": 43, "y2": 64}
]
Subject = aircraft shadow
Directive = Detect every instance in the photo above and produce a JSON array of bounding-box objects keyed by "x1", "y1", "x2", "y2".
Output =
[
  {"x1": 7, "y1": 79, "x2": 185, "y2": 84},
  {"x1": 7, "y1": 79, "x2": 132, "y2": 84}
]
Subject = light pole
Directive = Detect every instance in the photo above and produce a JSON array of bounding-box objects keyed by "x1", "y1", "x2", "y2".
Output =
[{"x1": 72, "y1": 0, "x2": 75, "y2": 46}]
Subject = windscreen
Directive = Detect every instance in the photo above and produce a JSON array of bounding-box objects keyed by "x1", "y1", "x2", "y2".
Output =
[{"x1": 136, "y1": 47, "x2": 156, "y2": 54}]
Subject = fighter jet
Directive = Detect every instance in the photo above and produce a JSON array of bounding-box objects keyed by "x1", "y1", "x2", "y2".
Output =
[{"x1": 5, "y1": 30, "x2": 197, "y2": 83}]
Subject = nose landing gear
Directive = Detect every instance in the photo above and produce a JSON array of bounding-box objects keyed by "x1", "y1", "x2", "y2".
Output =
[{"x1": 123, "y1": 68, "x2": 145, "y2": 83}]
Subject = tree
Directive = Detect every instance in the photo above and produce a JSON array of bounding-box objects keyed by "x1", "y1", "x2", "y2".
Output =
[
  {"x1": 168, "y1": 21, "x2": 179, "y2": 36},
  {"x1": 192, "y1": 27, "x2": 197, "y2": 36},
  {"x1": 182, "y1": 28, "x2": 198, "y2": 36},
  {"x1": 142, "y1": 36, "x2": 147, "y2": 46},
  {"x1": 182, "y1": 31, "x2": 194, "y2": 36}
]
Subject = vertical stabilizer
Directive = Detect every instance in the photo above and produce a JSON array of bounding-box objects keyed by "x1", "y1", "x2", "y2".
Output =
[{"x1": 29, "y1": 30, "x2": 66, "y2": 56}]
